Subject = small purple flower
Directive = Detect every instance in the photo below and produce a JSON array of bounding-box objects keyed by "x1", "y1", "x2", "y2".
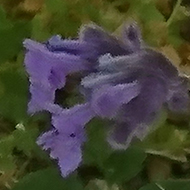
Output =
[{"x1": 24, "y1": 22, "x2": 190, "y2": 177}]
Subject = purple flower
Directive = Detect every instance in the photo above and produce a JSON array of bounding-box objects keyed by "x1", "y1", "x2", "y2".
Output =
[{"x1": 24, "y1": 22, "x2": 190, "y2": 177}]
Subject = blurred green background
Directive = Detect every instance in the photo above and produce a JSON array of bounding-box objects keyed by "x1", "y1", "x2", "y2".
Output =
[{"x1": 1, "y1": 0, "x2": 190, "y2": 189}]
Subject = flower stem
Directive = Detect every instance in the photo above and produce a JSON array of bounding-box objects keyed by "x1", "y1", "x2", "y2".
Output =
[{"x1": 167, "y1": 0, "x2": 182, "y2": 27}]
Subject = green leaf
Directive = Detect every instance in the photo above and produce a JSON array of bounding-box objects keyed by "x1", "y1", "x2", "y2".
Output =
[
  {"x1": 0, "y1": 136, "x2": 16, "y2": 172},
  {"x1": 0, "y1": 7, "x2": 13, "y2": 30},
  {"x1": 140, "y1": 180, "x2": 190, "y2": 190},
  {"x1": 0, "y1": 135, "x2": 14, "y2": 156},
  {"x1": 83, "y1": 119, "x2": 112, "y2": 168},
  {"x1": 12, "y1": 124, "x2": 39, "y2": 156},
  {"x1": 140, "y1": 121, "x2": 190, "y2": 162},
  {"x1": 85, "y1": 179, "x2": 119, "y2": 190},
  {"x1": 160, "y1": 180, "x2": 190, "y2": 190},
  {"x1": 0, "y1": 69, "x2": 29, "y2": 122},
  {"x1": 99, "y1": 5, "x2": 125, "y2": 32},
  {"x1": 12, "y1": 168, "x2": 84, "y2": 190},
  {"x1": 128, "y1": 0, "x2": 165, "y2": 22},
  {"x1": 139, "y1": 183, "x2": 162, "y2": 190},
  {"x1": 31, "y1": 15, "x2": 52, "y2": 41},
  {"x1": 103, "y1": 147, "x2": 146, "y2": 184},
  {"x1": 45, "y1": 0, "x2": 65, "y2": 13},
  {"x1": 81, "y1": 2, "x2": 101, "y2": 23},
  {"x1": 168, "y1": 21, "x2": 185, "y2": 47},
  {"x1": 0, "y1": 155, "x2": 16, "y2": 171},
  {"x1": 45, "y1": 0, "x2": 80, "y2": 37},
  {"x1": 0, "y1": 123, "x2": 40, "y2": 171},
  {"x1": 0, "y1": 20, "x2": 31, "y2": 63},
  {"x1": 166, "y1": 5, "x2": 189, "y2": 47}
]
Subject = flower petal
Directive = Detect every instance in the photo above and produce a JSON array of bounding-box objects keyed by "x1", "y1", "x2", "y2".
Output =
[
  {"x1": 108, "y1": 76, "x2": 168, "y2": 149},
  {"x1": 107, "y1": 122, "x2": 138, "y2": 149},
  {"x1": 52, "y1": 103, "x2": 95, "y2": 133},
  {"x1": 90, "y1": 82, "x2": 140, "y2": 118},
  {"x1": 37, "y1": 128, "x2": 85, "y2": 177},
  {"x1": 28, "y1": 83, "x2": 55, "y2": 113},
  {"x1": 81, "y1": 72, "x2": 124, "y2": 89},
  {"x1": 167, "y1": 78, "x2": 190, "y2": 114},
  {"x1": 122, "y1": 23, "x2": 142, "y2": 52},
  {"x1": 24, "y1": 39, "x2": 90, "y2": 88},
  {"x1": 120, "y1": 76, "x2": 167, "y2": 123},
  {"x1": 24, "y1": 39, "x2": 92, "y2": 113},
  {"x1": 46, "y1": 35, "x2": 98, "y2": 64},
  {"x1": 79, "y1": 23, "x2": 131, "y2": 57},
  {"x1": 98, "y1": 50, "x2": 178, "y2": 79}
]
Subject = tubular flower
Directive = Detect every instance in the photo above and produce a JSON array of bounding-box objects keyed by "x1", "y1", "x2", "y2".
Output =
[{"x1": 24, "y1": 23, "x2": 190, "y2": 177}]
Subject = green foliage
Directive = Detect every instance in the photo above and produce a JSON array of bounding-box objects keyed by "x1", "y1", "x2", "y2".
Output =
[
  {"x1": 85, "y1": 179, "x2": 119, "y2": 190},
  {"x1": 167, "y1": 22, "x2": 185, "y2": 47},
  {"x1": 159, "y1": 180, "x2": 190, "y2": 190},
  {"x1": 140, "y1": 183, "x2": 162, "y2": 190},
  {"x1": 167, "y1": 2, "x2": 190, "y2": 47},
  {"x1": 0, "y1": 21, "x2": 31, "y2": 63},
  {"x1": 0, "y1": 123, "x2": 40, "y2": 172},
  {"x1": 0, "y1": 135, "x2": 16, "y2": 172},
  {"x1": 0, "y1": 7, "x2": 13, "y2": 30},
  {"x1": 31, "y1": 14, "x2": 51, "y2": 41},
  {"x1": 127, "y1": 0, "x2": 165, "y2": 22},
  {"x1": 45, "y1": 0, "x2": 82, "y2": 37},
  {"x1": 12, "y1": 124, "x2": 39, "y2": 156},
  {"x1": 0, "y1": 69, "x2": 28, "y2": 122},
  {"x1": 83, "y1": 119, "x2": 112, "y2": 167},
  {"x1": 103, "y1": 147, "x2": 146, "y2": 184},
  {"x1": 140, "y1": 122, "x2": 190, "y2": 162},
  {"x1": 12, "y1": 168, "x2": 84, "y2": 190},
  {"x1": 0, "y1": 7, "x2": 31, "y2": 63},
  {"x1": 140, "y1": 180, "x2": 190, "y2": 190}
]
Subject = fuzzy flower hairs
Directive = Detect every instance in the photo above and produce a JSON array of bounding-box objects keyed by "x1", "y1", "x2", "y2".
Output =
[{"x1": 23, "y1": 23, "x2": 190, "y2": 177}]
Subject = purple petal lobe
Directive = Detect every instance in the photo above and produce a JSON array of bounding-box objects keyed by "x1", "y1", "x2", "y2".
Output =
[
  {"x1": 120, "y1": 76, "x2": 167, "y2": 124},
  {"x1": 108, "y1": 76, "x2": 168, "y2": 149},
  {"x1": 37, "y1": 104, "x2": 94, "y2": 177},
  {"x1": 167, "y1": 79, "x2": 190, "y2": 114},
  {"x1": 37, "y1": 128, "x2": 85, "y2": 177},
  {"x1": 24, "y1": 39, "x2": 89, "y2": 87},
  {"x1": 91, "y1": 82, "x2": 140, "y2": 118},
  {"x1": 122, "y1": 23, "x2": 142, "y2": 52},
  {"x1": 98, "y1": 50, "x2": 178, "y2": 79},
  {"x1": 47, "y1": 35, "x2": 91, "y2": 53},
  {"x1": 46, "y1": 35, "x2": 100, "y2": 66},
  {"x1": 52, "y1": 103, "x2": 95, "y2": 133},
  {"x1": 107, "y1": 122, "x2": 137, "y2": 149},
  {"x1": 28, "y1": 83, "x2": 55, "y2": 113},
  {"x1": 79, "y1": 23, "x2": 131, "y2": 57},
  {"x1": 81, "y1": 72, "x2": 124, "y2": 89},
  {"x1": 24, "y1": 39, "x2": 91, "y2": 113}
]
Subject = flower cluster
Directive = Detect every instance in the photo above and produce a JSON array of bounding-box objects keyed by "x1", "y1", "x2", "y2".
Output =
[{"x1": 23, "y1": 23, "x2": 190, "y2": 177}]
